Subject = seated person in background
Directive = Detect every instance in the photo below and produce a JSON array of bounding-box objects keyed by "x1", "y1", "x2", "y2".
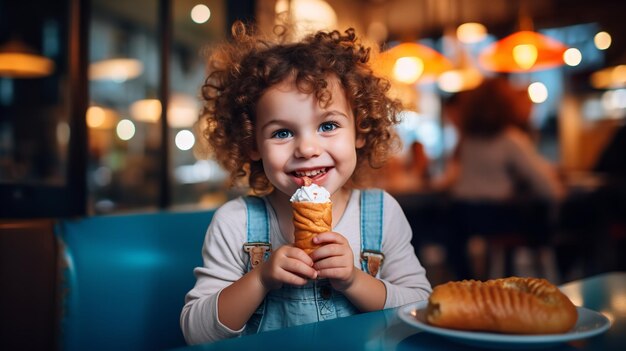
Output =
[
  {"x1": 437, "y1": 77, "x2": 563, "y2": 201},
  {"x1": 433, "y1": 77, "x2": 564, "y2": 280}
]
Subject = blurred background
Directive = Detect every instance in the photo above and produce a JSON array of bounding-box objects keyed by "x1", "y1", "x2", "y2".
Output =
[{"x1": 1, "y1": 0, "x2": 625, "y2": 349}]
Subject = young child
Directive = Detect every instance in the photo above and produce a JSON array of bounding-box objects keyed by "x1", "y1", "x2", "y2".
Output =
[{"x1": 180, "y1": 22, "x2": 432, "y2": 344}]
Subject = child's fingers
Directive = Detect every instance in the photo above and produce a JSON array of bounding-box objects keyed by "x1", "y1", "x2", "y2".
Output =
[
  {"x1": 313, "y1": 256, "x2": 347, "y2": 271},
  {"x1": 316, "y1": 267, "x2": 348, "y2": 280},
  {"x1": 313, "y1": 231, "x2": 347, "y2": 245},
  {"x1": 281, "y1": 258, "x2": 318, "y2": 280},
  {"x1": 285, "y1": 247, "x2": 314, "y2": 266},
  {"x1": 309, "y1": 243, "x2": 345, "y2": 261}
]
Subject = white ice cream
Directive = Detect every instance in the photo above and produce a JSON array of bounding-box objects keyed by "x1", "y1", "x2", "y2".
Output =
[{"x1": 290, "y1": 183, "x2": 331, "y2": 203}]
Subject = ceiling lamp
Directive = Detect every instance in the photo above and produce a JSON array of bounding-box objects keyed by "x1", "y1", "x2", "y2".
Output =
[
  {"x1": 456, "y1": 22, "x2": 487, "y2": 44},
  {"x1": 130, "y1": 99, "x2": 162, "y2": 123},
  {"x1": 86, "y1": 106, "x2": 118, "y2": 129},
  {"x1": 89, "y1": 58, "x2": 143, "y2": 82},
  {"x1": 168, "y1": 94, "x2": 200, "y2": 128},
  {"x1": 275, "y1": 0, "x2": 337, "y2": 39},
  {"x1": 590, "y1": 65, "x2": 626, "y2": 89},
  {"x1": 129, "y1": 94, "x2": 199, "y2": 128},
  {"x1": 373, "y1": 42, "x2": 452, "y2": 85},
  {"x1": 0, "y1": 39, "x2": 55, "y2": 78},
  {"x1": 478, "y1": 30, "x2": 568, "y2": 73}
]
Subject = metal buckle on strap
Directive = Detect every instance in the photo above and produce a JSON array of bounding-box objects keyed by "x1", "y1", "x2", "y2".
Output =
[
  {"x1": 361, "y1": 250, "x2": 385, "y2": 277},
  {"x1": 243, "y1": 242, "x2": 272, "y2": 269}
]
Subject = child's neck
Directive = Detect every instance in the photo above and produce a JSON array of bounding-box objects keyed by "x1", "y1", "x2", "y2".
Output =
[{"x1": 267, "y1": 187, "x2": 352, "y2": 240}]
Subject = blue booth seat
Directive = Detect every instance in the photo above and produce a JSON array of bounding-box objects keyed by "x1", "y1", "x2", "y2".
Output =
[{"x1": 55, "y1": 209, "x2": 214, "y2": 351}]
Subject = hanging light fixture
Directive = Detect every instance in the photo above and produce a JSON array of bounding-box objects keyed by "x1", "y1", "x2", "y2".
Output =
[
  {"x1": 456, "y1": 22, "x2": 488, "y2": 44},
  {"x1": 275, "y1": 0, "x2": 337, "y2": 39},
  {"x1": 478, "y1": 31, "x2": 567, "y2": 72},
  {"x1": 373, "y1": 42, "x2": 452, "y2": 85},
  {"x1": 129, "y1": 94, "x2": 199, "y2": 128},
  {"x1": 478, "y1": 2, "x2": 568, "y2": 73},
  {"x1": 89, "y1": 58, "x2": 143, "y2": 82},
  {"x1": 0, "y1": 39, "x2": 55, "y2": 78}
]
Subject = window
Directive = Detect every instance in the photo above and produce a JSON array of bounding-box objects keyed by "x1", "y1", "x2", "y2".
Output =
[{"x1": 1, "y1": 0, "x2": 250, "y2": 218}]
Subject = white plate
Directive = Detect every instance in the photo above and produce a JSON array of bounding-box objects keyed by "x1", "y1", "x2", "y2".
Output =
[{"x1": 397, "y1": 300, "x2": 611, "y2": 349}]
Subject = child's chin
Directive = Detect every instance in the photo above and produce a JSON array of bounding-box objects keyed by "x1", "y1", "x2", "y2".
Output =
[{"x1": 272, "y1": 185, "x2": 297, "y2": 197}]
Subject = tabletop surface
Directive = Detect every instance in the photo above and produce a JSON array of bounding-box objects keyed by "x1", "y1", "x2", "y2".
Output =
[{"x1": 173, "y1": 272, "x2": 625, "y2": 351}]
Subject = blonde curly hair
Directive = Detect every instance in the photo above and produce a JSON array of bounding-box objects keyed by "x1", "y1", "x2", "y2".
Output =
[{"x1": 201, "y1": 22, "x2": 402, "y2": 194}]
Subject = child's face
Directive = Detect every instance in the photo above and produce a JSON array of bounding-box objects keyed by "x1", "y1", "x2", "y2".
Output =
[{"x1": 251, "y1": 76, "x2": 364, "y2": 198}]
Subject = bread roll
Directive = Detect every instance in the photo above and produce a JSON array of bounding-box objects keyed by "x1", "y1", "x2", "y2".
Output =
[{"x1": 425, "y1": 277, "x2": 578, "y2": 334}]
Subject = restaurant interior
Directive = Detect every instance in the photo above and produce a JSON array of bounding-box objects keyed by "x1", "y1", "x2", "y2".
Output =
[{"x1": 1, "y1": 0, "x2": 625, "y2": 350}]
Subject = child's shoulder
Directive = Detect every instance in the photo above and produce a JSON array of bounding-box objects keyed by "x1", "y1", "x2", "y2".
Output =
[
  {"x1": 208, "y1": 196, "x2": 261, "y2": 239},
  {"x1": 213, "y1": 195, "x2": 272, "y2": 219},
  {"x1": 212, "y1": 196, "x2": 248, "y2": 221}
]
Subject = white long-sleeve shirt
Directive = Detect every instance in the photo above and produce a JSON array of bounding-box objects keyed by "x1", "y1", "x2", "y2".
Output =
[{"x1": 180, "y1": 189, "x2": 431, "y2": 344}]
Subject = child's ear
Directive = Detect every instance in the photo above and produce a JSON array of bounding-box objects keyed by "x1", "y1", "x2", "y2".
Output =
[{"x1": 356, "y1": 134, "x2": 366, "y2": 149}]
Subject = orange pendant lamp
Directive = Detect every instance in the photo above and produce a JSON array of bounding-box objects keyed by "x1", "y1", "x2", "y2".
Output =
[
  {"x1": 479, "y1": 30, "x2": 568, "y2": 73},
  {"x1": 0, "y1": 39, "x2": 54, "y2": 78},
  {"x1": 373, "y1": 42, "x2": 452, "y2": 85}
]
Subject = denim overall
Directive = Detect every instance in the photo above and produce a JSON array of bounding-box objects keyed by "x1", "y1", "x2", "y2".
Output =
[{"x1": 241, "y1": 190, "x2": 384, "y2": 335}]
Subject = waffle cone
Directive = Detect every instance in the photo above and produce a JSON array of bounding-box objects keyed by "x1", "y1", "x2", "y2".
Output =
[{"x1": 292, "y1": 201, "x2": 332, "y2": 254}]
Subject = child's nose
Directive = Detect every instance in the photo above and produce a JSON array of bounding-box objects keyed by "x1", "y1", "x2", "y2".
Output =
[{"x1": 295, "y1": 135, "x2": 321, "y2": 158}]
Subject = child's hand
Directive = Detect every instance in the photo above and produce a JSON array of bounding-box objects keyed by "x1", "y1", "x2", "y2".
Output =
[
  {"x1": 258, "y1": 245, "x2": 318, "y2": 291},
  {"x1": 310, "y1": 232, "x2": 355, "y2": 291}
]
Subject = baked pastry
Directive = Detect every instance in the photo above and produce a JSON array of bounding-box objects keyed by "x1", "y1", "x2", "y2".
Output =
[
  {"x1": 290, "y1": 177, "x2": 331, "y2": 254},
  {"x1": 425, "y1": 277, "x2": 578, "y2": 334}
]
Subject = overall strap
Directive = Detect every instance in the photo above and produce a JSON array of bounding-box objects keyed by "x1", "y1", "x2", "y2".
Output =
[
  {"x1": 360, "y1": 189, "x2": 385, "y2": 277},
  {"x1": 243, "y1": 196, "x2": 271, "y2": 271}
]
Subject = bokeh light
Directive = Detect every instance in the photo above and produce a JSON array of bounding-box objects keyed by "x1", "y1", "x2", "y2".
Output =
[
  {"x1": 191, "y1": 4, "x2": 211, "y2": 24},
  {"x1": 116, "y1": 119, "x2": 136, "y2": 141},
  {"x1": 175, "y1": 130, "x2": 195, "y2": 151},
  {"x1": 564, "y1": 48, "x2": 582, "y2": 66},
  {"x1": 594, "y1": 31, "x2": 612, "y2": 50},
  {"x1": 528, "y1": 82, "x2": 548, "y2": 103}
]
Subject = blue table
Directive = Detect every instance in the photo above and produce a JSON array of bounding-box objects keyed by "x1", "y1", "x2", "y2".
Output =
[{"x1": 173, "y1": 272, "x2": 625, "y2": 350}]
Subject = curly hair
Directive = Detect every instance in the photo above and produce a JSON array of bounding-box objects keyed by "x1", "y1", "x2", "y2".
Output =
[{"x1": 201, "y1": 22, "x2": 402, "y2": 194}]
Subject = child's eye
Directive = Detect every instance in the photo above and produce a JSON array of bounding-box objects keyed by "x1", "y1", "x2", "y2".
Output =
[
  {"x1": 271, "y1": 129, "x2": 293, "y2": 139},
  {"x1": 319, "y1": 122, "x2": 339, "y2": 133}
]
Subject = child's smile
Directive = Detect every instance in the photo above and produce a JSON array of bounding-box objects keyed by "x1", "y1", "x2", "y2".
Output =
[{"x1": 291, "y1": 167, "x2": 330, "y2": 186}]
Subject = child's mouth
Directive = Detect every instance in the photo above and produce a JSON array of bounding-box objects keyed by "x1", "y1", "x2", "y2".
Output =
[{"x1": 292, "y1": 168, "x2": 328, "y2": 179}]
